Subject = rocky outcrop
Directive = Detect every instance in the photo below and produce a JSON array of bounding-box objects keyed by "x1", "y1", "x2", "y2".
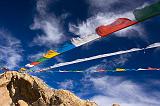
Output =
[
  {"x1": 112, "y1": 104, "x2": 120, "y2": 106},
  {"x1": 0, "y1": 71, "x2": 97, "y2": 106}
]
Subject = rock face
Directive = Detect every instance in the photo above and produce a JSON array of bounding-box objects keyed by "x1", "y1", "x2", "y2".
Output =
[
  {"x1": 112, "y1": 104, "x2": 120, "y2": 106},
  {"x1": 0, "y1": 71, "x2": 97, "y2": 106}
]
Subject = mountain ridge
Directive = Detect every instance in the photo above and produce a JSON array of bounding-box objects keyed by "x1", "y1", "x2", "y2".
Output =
[{"x1": 0, "y1": 71, "x2": 97, "y2": 106}]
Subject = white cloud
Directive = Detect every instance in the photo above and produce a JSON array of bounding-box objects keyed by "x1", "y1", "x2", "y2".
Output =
[
  {"x1": 36, "y1": 0, "x2": 50, "y2": 16},
  {"x1": 28, "y1": 52, "x2": 44, "y2": 61},
  {"x1": 87, "y1": 0, "x2": 119, "y2": 11},
  {"x1": 114, "y1": 24, "x2": 145, "y2": 38},
  {"x1": 69, "y1": 0, "x2": 151, "y2": 43},
  {"x1": 0, "y1": 30, "x2": 23, "y2": 69},
  {"x1": 69, "y1": 12, "x2": 146, "y2": 39},
  {"x1": 58, "y1": 80, "x2": 74, "y2": 90},
  {"x1": 84, "y1": 54, "x2": 130, "y2": 72},
  {"x1": 31, "y1": 0, "x2": 65, "y2": 47},
  {"x1": 136, "y1": 2, "x2": 149, "y2": 10},
  {"x1": 90, "y1": 76, "x2": 160, "y2": 106},
  {"x1": 87, "y1": 0, "x2": 156, "y2": 14},
  {"x1": 100, "y1": 54, "x2": 130, "y2": 69}
]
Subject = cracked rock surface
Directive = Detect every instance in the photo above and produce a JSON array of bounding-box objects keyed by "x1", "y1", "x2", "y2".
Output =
[{"x1": 0, "y1": 71, "x2": 97, "y2": 106}]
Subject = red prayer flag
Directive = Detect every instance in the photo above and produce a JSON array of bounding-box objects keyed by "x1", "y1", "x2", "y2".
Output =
[
  {"x1": 31, "y1": 62, "x2": 41, "y2": 66},
  {"x1": 96, "y1": 18, "x2": 138, "y2": 37}
]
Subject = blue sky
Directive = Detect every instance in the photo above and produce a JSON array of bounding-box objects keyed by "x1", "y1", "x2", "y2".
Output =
[{"x1": 0, "y1": 0, "x2": 160, "y2": 105}]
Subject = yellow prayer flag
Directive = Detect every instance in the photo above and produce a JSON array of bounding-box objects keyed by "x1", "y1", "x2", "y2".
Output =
[
  {"x1": 116, "y1": 68, "x2": 125, "y2": 72},
  {"x1": 43, "y1": 50, "x2": 59, "y2": 58},
  {"x1": 20, "y1": 68, "x2": 27, "y2": 72}
]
